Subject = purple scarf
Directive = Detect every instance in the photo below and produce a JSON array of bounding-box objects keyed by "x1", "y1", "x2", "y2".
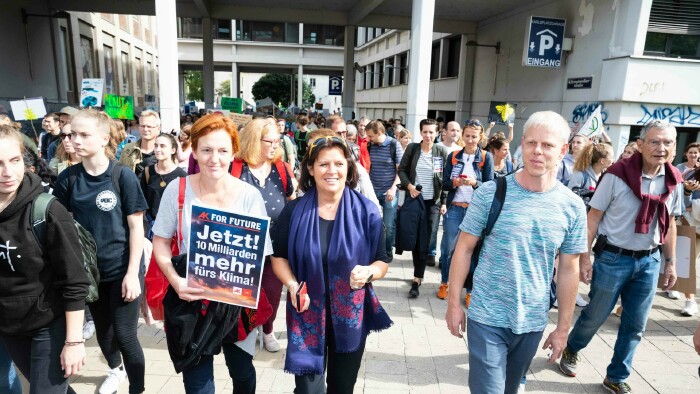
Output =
[{"x1": 285, "y1": 187, "x2": 392, "y2": 375}]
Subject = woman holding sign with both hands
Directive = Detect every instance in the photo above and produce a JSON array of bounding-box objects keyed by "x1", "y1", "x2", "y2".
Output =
[
  {"x1": 151, "y1": 113, "x2": 273, "y2": 393},
  {"x1": 271, "y1": 136, "x2": 393, "y2": 394}
]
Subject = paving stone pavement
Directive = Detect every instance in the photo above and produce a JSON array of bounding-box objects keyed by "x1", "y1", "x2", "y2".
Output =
[{"x1": 39, "y1": 247, "x2": 700, "y2": 393}]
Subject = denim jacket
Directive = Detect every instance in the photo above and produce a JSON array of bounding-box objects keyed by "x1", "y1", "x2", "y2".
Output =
[{"x1": 443, "y1": 148, "x2": 494, "y2": 206}]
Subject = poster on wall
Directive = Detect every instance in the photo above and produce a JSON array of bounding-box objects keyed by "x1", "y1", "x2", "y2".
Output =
[
  {"x1": 9, "y1": 97, "x2": 47, "y2": 121},
  {"x1": 186, "y1": 204, "x2": 269, "y2": 308},
  {"x1": 104, "y1": 94, "x2": 134, "y2": 120},
  {"x1": 79, "y1": 79, "x2": 104, "y2": 108},
  {"x1": 80, "y1": 36, "x2": 96, "y2": 78},
  {"x1": 120, "y1": 52, "x2": 130, "y2": 95},
  {"x1": 487, "y1": 101, "x2": 518, "y2": 125},
  {"x1": 103, "y1": 45, "x2": 116, "y2": 94}
]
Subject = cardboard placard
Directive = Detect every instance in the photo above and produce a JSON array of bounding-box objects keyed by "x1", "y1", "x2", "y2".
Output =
[
  {"x1": 228, "y1": 113, "x2": 253, "y2": 129},
  {"x1": 9, "y1": 98, "x2": 46, "y2": 120},
  {"x1": 487, "y1": 101, "x2": 517, "y2": 125},
  {"x1": 79, "y1": 79, "x2": 104, "y2": 108},
  {"x1": 658, "y1": 225, "x2": 697, "y2": 295}
]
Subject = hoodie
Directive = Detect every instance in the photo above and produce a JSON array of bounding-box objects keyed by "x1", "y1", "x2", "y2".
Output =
[{"x1": 0, "y1": 173, "x2": 89, "y2": 336}]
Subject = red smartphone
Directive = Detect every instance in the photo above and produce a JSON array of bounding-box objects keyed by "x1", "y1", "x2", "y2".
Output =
[
  {"x1": 295, "y1": 281, "x2": 307, "y2": 312},
  {"x1": 459, "y1": 174, "x2": 469, "y2": 179}
]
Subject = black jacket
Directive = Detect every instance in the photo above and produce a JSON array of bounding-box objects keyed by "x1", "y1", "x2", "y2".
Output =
[
  {"x1": 398, "y1": 143, "x2": 449, "y2": 205},
  {"x1": 394, "y1": 194, "x2": 427, "y2": 254},
  {"x1": 0, "y1": 173, "x2": 88, "y2": 336}
]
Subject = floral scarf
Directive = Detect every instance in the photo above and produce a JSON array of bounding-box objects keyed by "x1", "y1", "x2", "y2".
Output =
[{"x1": 285, "y1": 187, "x2": 392, "y2": 375}]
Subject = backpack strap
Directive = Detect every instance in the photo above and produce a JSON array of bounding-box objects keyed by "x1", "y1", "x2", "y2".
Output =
[
  {"x1": 230, "y1": 158, "x2": 245, "y2": 178},
  {"x1": 177, "y1": 177, "x2": 186, "y2": 245},
  {"x1": 273, "y1": 159, "x2": 291, "y2": 193},
  {"x1": 144, "y1": 165, "x2": 151, "y2": 184},
  {"x1": 478, "y1": 150, "x2": 487, "y2": 170},
  {"x1": 483, "y1": 176, "x2": 507, "y2": 238},
  {"x1": 389, "y1": 138, "x2": 398, "y2": 165},
  {"x1": 111, "y1": 161, "x2": 122, "y2": 197},
  {"x1": 31, "y1": 193, "x2": 57, "y2": 251}
]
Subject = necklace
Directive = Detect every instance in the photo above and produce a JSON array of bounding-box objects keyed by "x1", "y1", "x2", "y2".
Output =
[{"x1": 156, "y1": 161, "x2": 173, "y2": 187}]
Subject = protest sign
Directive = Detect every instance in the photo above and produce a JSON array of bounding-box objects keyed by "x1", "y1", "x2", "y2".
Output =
[
  {"x1": 487, "y1": 101, "x2": 517, "y2": 125},
  {"x1": 228, "y1": 113, "x2": 253, "y2": 129},
  {"x1": 221, "y1": 97, "x2": 243, "y2": 113},
  {"x1": 80, "y1": 79, "x2": 104, "y2": 108},
  {"x1": 104, "y1": 94, "x2": 134, "y2": 120},
  {"x1": 9, "y1": 97, "x2": 46, "y2": 121},
  {"x1": 576, "y1": 105, "x2": 604, "y2": 139},
  {"x1": 186, "y1": 204, "x2": 269, "y2": 308},
  {"x1": 658, "y1": 225, "x2": 697, "y2": 295}
]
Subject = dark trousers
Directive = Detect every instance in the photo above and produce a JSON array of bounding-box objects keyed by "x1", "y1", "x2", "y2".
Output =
[
  {"x1": 1, "y1": 315, "x2": 76, "y2": 394},
  {"x1": 294, "y1": 323, "x2": 366, "y2": 394},
  {"x1": 90, "y1": 276, "x2": 146, "y2": 394},
  {"x1": 412, "y1": 198, "x2": 436, "y2": 279},
  {"x1": 181, "y1": 343, "x2": 256, "y2": 394},
  {"x1": 261, "y1": 259, "x2": 283, "y2": 335}
]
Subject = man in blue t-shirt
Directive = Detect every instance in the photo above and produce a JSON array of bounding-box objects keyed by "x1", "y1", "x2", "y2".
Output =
[{"x1": 445, "y1": 111, "x2": 588, "y2": 394}]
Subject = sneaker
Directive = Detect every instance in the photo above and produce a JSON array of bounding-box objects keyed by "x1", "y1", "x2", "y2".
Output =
[
  {"x1": 465, "y1": 292, "x2": 471, "y2": 308},
  {"x1": 518, "y1": 382, "x2": 526, "y2": 394},
  {"x1": 614, "y1": 306, "x2": 623, "y2": 317},
  {"x1": 558, "y1": 349, "x2": 579, "y2": 377},
  {"x1": 575, "y1": 294, "x2": 589, "y2": 307},
  {"x1": 553, "y1": 299, "x2": 558, "y2": 309},
  {"x1": 603, "y1": 376, "x2": 631, "y2": 393},
  {"x1": 409, "y1": 281, "x2": 420, "y2": 298},
  {"x1": 681, "y1": 300, "x2": 698, "y2": 316},
  {"x1": 437, "y1": 283, "x2": 448, "y2": 300},
  {"x1": 83, "y1": 321, "x2": 95, "y2": 340},
  {"x1": 427, "y1": 256, "x2": 436, "y2": 267},
  {"x1": 99, "y1": 366, "x2": 126, "y2": 394},
  {"x1": 666, "y1": 290, "x2": 680, "y2": 299},
  {"x1": 263, "y1": 332, "x2": 280, "y2": 352}
]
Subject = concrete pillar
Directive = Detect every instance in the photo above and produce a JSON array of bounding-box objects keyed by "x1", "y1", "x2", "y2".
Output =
[
  {"x1": 455, "y1": 34, "x2": 476, "y2": 123},
  {"x1": 202, "y1": 17, "x2": 215, "y2": 108},
  {"x1": 155, "y1": 0, "x2": 181, "y2": 133},
  {"x1": 297, "y1": 64, "x2": 303, "y2": 110},
  {"x1": 231, "y1": 62, "x2": 239, "y2": 98},
  {"x1": 610, "y1": 0, "x2": 653, "y2": 56},
  {"x1": 406, "y1": 0, "x2": 435, "y2": 140},
  {"x1": 342, "y1": 25, "x2": 356, "y2": 119},
  {"x1": 299, "y1": 23, "x2": 304, "y2": 44}
]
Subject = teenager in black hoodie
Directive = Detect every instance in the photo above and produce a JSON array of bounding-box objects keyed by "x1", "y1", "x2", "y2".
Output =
[{"x1": 0, "y1": 125, "x2": 89, "y2": 393}]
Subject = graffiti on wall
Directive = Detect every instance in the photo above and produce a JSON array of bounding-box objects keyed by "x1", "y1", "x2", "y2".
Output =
[
  {"x1": 572, "y1": 102, "x2": 608, "y2": 124},
  {"x1": 637, "y1": 104, "x2": 700, "y2": 126}
]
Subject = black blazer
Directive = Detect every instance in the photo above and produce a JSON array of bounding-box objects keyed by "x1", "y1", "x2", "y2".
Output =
[{"x1": 398, "y1": 143, "x2": 449, "y2": 205}]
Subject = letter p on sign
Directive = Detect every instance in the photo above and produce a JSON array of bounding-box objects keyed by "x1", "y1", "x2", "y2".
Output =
[{"x1": 539, "y1": 35, "x2": 553, "y2": 56}]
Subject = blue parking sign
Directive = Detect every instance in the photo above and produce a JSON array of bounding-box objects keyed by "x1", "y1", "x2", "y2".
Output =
[
  {"x1": 329, "y1": 76, "x2": 342, "y2": 95},
  {"x1": 523, "y1": 16, "x2": 566, "y2": 68}
]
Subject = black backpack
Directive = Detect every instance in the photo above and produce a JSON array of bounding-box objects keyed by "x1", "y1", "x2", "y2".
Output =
[{"x1": 31, "y1": 193, "x2": 100, "y2": 303}]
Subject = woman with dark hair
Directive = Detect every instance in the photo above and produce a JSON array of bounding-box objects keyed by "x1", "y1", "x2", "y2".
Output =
[
  {"x1": 23, "y1": 148, "x2": 57, "y2": 193},
  {"x1": 486, "y1": 136, "x2": 513, "y2": 178},
  {"x1": 677, "y1": 142, "x2": 700, "y2": 178},
  {"x1": 152, "y1": 113, "x2": 273, "y2": 393},
  {"x1": 272, "y1": 136, "x2": 392, "y2": 394}
]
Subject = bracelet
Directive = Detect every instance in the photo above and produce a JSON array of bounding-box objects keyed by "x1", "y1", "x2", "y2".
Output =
[{"x1": 64, "y1": 340, "x2": 85, "y2": 346}]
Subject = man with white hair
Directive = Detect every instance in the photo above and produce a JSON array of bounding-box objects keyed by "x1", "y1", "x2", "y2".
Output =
[
  {"x1": 120, "y1": 110, "x2": 160, "y2": 176},
  {"x1": 446, "y1": 111, "x2": 588, "y2": 394},
  {"x1": 559, "y1": 120, "x2": 682, "y2": 393}
]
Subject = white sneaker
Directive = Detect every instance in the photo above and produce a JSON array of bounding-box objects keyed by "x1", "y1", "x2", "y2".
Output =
[
  {"x1": 666, "y1": 290, "x2": 681, "y2": 300},
  {"x1": 83, "y1": 321, "x2": 95, "y2": 340},
  {"x1": 99, "y1": 366, "x2": 126, "y2": 394},
  {"x1": 575, "y1": 294, "x2": 589, "y2": 307},
  {"x1": 518, "y1": 382, "x2": 526, "y2": 393},
  {"x1": 263, "y1": 332, "x2": 280, "y2": 352},
  {"x1": 681, "y1": 300, "x2": 698, "y2": 316}
]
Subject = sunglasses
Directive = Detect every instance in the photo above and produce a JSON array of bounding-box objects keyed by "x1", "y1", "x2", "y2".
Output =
[
  {"x1": 308, "y1": 136, "x2": 347, "y2": 157},
  {"x1": 59, "y1": 133, "x2": 73, "y2": 140},
  {"x1": 465, "y1": 119, "x2": 482, "y2": 127}
]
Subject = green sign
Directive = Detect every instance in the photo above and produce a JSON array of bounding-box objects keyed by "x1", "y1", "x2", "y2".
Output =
[
  {"x1": 221, "y1": 96, "x2": 243, "y2": 113},
  {"x1": 104, "y1": 94, "x2": 134, "y2": 120}
]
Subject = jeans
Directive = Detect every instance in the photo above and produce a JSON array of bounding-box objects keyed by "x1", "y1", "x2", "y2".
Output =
[
  {"x1": 182, "y1": 344, "x2": 256, "y2": 394},
  {"x1": 428, "y1": 202, "x2": 441, "y2": 257},
  {"x1": 375, "y1": 190, "x2": 398, "y2": 257},
  {"x1": 90, "y1": 276, "x2": 146, "y2": 394},
  {"x1": 467, "y1": 318, "x2": 543, "y2": 394},
  {"x1": 0, "y1": 340, "x2": 22, "y2": 394},
  {"x1": 261, "y1": 258, "x2": 283, "y2": 335},
  {"x1": 1, "y1": 316, "x2": 76, "y2": 394},
  {"x1": 412, "y1": 199, "x2": 436, "y2": 279},
  {"x1": 566, "y1": 249, "x2": 661, "y2": 383},
  {"x1": 439, "y1": 205, "x2": 469, "y2": 284}
]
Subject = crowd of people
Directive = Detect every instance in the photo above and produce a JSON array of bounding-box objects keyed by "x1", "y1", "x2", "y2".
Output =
[{"x1": 0, "y1": 106, "x2": 700, "y2": 394}]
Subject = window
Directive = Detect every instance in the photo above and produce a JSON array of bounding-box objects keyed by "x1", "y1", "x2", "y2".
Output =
[
  {"x1": 120, "y1": 50, "x2": 130, "y2": 95},
  {"x1": 80, "y1": 36, "x2": 97, "y2": 79},
  {"x1": 103, "y1": 45, "x2": 116, "y2": 94},
  {"x1": 644, "y1": 31, "x2": 700, "y2": 58},
  {"x1": 644, "y1": 0, "x2": 700, "y2": 59},
  {"x1": 309, "y1": 78, "x2": 316, "y2": 88},
  {"x1": 385, "y1": 58, "x2": 394, "y2": 86},
  {"x1": 398, "y1": 52, "x2": 408, "y2": 84},
  {"x1": 446, "y1": 36, "x2": 461, "y2": 78},
  {"x1": 132, "y1": 16, "x2": 142, "y2": 40},
  {"x1": 366, "y1": 65, "x2": 374, "y2": 89},
  {"x1": 430, "y1": 43, "x2": 440, "y2": 80},
  {"x1": 119, "y1": 15, "x2": 129, "y2": 32},
  {"x1": 304, "y1": 24, "x2": 344, "y2": 46},
  {"x1": 215, "y1": 19, "x2": 232, "y2": 40},
  {"x1": 377, "y1": 62, "x2": 383, "y2": 87},
  {"x1": 178, "y1": 18, "x2": 202, "y2": 39},
  {"x1": 236, "y1": 21, "x2": 297, "y2": 43},
  {"x1": 59, "y1": 27, "x2": 74, "y2": 91}
]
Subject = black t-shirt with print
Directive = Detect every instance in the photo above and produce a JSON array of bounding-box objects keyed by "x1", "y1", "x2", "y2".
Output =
[
  {"x1": 54, "y1": 161, "x2": 148, "y2": 282},
  {"x1": 140, "y1": 164, "x2": 187, "y2": 219}
]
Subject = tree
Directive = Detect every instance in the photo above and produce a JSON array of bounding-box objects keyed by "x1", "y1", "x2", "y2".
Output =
[
  {"x1": 217, "y1": 80, "x2": 231, "y2": 97},
  {"x1": 184, "y1": 70, "x2": 203, "y2": 101},
  {"x1": 252, "y1": 74, "x2": 316, "y2": 108}
]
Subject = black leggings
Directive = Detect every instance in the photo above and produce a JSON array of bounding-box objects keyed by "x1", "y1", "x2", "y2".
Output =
[
  {"x1": 412, "y1": 198, "x2": 436, "y2": 279},
  {"x1": 89, "y1": 275, "x2": 145, "y2": 394}
]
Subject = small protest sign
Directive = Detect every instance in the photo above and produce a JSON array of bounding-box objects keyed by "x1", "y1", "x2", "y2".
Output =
[
  {"x1": 487, "y1": 101, "x2": 517, "y2": 125},
  {"x1": 228, "y1": 113, "x2": 253, "y2": 129},
  {"x1": 221, "y1": 97, "x2": 243, "y2": 113},
  {"x1": 576, "y1": 105, "x2": 604, "y2": 139},
  {"x1": 104, "y1": 94, "x2": 134, "y2": 120},
  {"x1": 80, "y1": 79, "x2": 104, "y2": 108},
  {"x1": 186, "y1": 204, "x2": 269, "y2": 308},
  {"x1": 9, "y1": 98, "x2": 47, "y2": 121}
]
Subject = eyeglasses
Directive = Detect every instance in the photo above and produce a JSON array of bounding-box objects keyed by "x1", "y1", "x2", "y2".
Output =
[
  {"x1": 59, "y1": 133, "x2": 73, "y2": 140},
  {"x1": 140, "y1": 124, "x2": 158, "y2": 130},
  {"x1": 644, "y1": 138, "x2": 675, "y2": 149},
  {"x1": 260, "y1": 138, "x2": 281, "y2": 147},
  {"x1": 308, "y1": 136, "x2": 347, "y2": 157}
]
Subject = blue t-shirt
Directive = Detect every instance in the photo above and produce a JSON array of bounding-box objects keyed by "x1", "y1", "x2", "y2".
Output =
[
  {"x1": 460, "y1": 174, "x2": 588, "y2": 334},
  {"x1": 368, "y1": 136, "x2": 403, "y2": 194}
]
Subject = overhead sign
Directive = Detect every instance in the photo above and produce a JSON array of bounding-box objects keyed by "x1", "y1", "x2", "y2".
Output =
[
  {"x1": 487, "y1": 101, "x2": 517, "y2": 125},
  {"x1": 79, "y1": 79, "x2": 104, "y2": 108},
  {"x1": 329, "y1": 76, "x2": 342, "y2": 95},
  {"x1": 221, "y1": 97, "x2": 243, "y2": 113},
  {"x1": 523, "y1": 16, "x2": 566, "y2": 68},
  {"x1": 104, "y1": 94, "x2": 134, "y2": 120},
  {"x1": 567, "y1": 77, "x2": 593, "y2": 89}
]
